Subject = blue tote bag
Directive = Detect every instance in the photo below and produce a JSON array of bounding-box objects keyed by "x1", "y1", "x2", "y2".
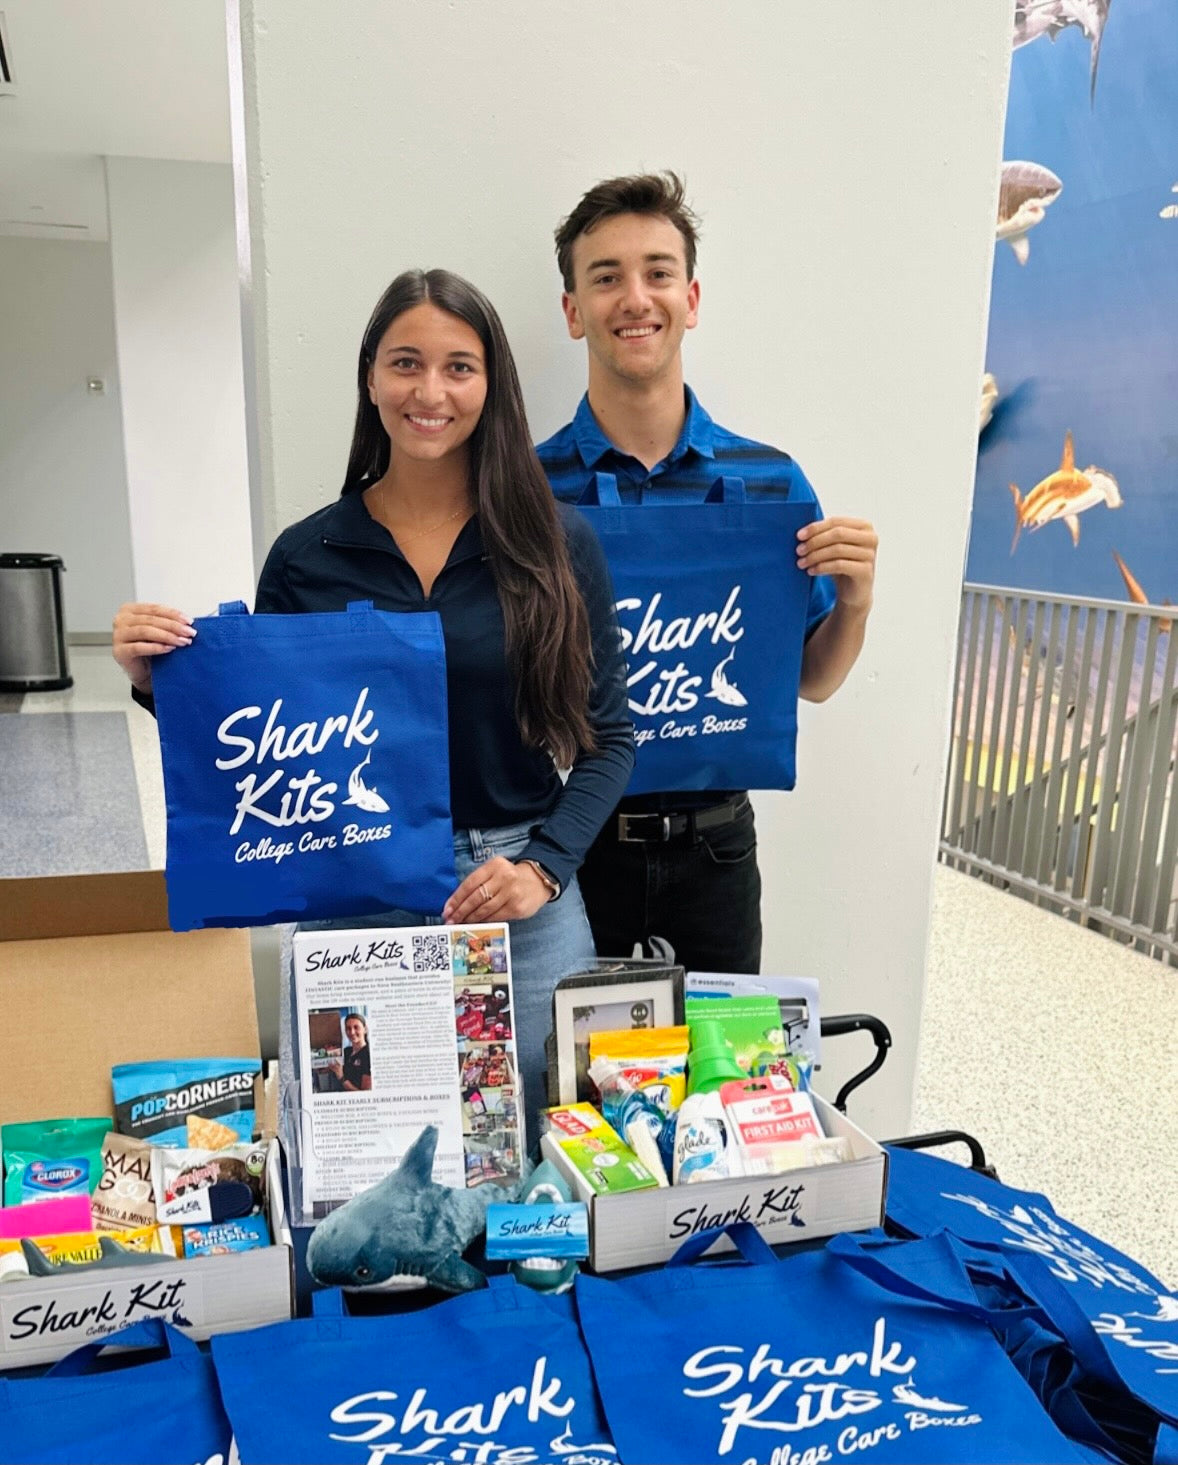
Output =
[
  {"x1": 832, "y1": 1227, "x2": 1178, "y2": 1465},
  {"x1": 0, "y1": 1320, "x2": 232, "y2": 1465},
  {"x1": 884, "y1": 1145, "x2": 1178, "y2": 1457},
  {"x1": 152, "y1": 599, "x2": 455, "y2": 930},
  {"x1": 577, "y1": 473, "x2": 816, "y2": 794},
  {"x1": 575, "y1": 1222, "x2": 1094, "y2": 1464},
  {"x1": 211, "y1": 1279, "x2": 617, "y2": 1464}
]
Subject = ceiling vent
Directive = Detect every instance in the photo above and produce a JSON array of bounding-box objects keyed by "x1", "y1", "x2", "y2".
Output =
[{"x1": 0, "y1": 12, "x2": 14, "y2": 95}]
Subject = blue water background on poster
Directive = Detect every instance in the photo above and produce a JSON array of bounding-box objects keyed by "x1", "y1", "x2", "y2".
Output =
[{"x1": 970, "y1": 3, "x2": 1178, "y2": 605}]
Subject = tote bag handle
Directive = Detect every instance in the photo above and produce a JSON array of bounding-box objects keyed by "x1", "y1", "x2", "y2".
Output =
[
  {"x1": 827, "y1": 1231, "x2": 1132, "y2": 1398},
  {"x1": 667, "y1": 1220, "x2": 779, "y2": 1270},
  {"x1": 45, "y1": 1318, "x2": 200, "y2": 1376}
]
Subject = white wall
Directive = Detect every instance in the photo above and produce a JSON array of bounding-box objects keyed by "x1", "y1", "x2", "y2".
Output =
[
  {"x1": 105, "y1": 156, "x2": 254, "y2": 615},
  {"x1": 0, "y1": 236, "x2": 133, "y2": 633},
  {"x1": 238, "y1": 0, "x2": 1012, "y2": 1134}
]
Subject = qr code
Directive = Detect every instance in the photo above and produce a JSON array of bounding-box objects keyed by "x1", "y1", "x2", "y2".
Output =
[{"x1": 412, "y1": 931, "x2": 451, "y2": 972}]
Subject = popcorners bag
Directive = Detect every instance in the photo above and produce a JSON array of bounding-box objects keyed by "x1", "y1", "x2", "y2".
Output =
[{"x1": 152, "y1": 599, "x2": 456, "y2": 930}]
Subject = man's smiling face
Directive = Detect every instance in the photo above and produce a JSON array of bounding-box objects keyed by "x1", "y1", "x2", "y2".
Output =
[{"x1": 562, "y1": 212, "x2": 699, "y2": 388}]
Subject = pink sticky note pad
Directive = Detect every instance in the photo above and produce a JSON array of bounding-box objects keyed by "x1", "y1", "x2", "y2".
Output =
[{"x1": 0, "y1": 1195, "x2": 93, "y2": 1240}]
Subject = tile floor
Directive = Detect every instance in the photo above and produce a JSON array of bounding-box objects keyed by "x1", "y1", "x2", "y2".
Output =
[{"x1": 5, "y1": 647, "x2": 1176, "y2": 1284}]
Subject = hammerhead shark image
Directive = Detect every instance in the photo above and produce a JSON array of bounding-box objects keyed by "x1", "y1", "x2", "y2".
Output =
[
  {"x1": 1009, "y1": 430, "x2": 1122, "y2": 552},
  {"x1": 1013, "y1": 0, "x2": 1112, "y2": 105}
]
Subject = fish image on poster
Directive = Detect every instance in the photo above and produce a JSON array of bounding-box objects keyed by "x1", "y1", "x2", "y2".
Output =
[
  {"x1": 1112, "y1": 550, "x2": 1172, "y2": 633},
  {"x1": 996, "y1": 160, "x2": 1063, "y2": 264},
  {"x1": 1013, "y1": 0, "x2": 1112, "y2": 103},
  {"x1": 979, "y1": 373, "x2": 999, "y2": 433},
  {"x1": 1008, "y1": 429, "x2": 1123, "y2": 551}
]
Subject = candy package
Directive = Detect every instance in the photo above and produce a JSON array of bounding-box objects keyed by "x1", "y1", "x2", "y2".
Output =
[{"x1": 112, "y1": 1058, "x2": 261, "y2": 1147}]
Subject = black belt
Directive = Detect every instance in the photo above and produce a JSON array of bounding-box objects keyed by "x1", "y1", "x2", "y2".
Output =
[{"x1": 615, "y1": 795, "x2": 747, "y2": 843}]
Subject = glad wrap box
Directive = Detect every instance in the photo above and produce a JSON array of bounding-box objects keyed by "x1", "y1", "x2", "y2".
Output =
[{"x1": 0, "y1": 870, "x2": 293, "y2": 1368}]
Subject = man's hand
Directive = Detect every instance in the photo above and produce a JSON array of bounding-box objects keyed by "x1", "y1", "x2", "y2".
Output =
[
  {"x1": 112, "y1": 602, "x2": 195, "y2": 693},
  {"x1": 442, "y1": 856, "x2": 550, "y2": 925},
  {"x1": 797, "y1": 517, "x2": 877, "y2": 612},
  {"x1": 797, "y1": 517, "x2": 878, "y2": 702}
]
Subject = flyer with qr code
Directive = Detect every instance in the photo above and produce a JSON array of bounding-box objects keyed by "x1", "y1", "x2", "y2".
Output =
[{"x1": 292, "y1": 923, "x2": 522, "y2": 1210}]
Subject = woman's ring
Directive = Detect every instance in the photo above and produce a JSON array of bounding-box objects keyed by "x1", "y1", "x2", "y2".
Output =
[{"x1": 480, "y1": 883, "x2": 491, "y2": 905}]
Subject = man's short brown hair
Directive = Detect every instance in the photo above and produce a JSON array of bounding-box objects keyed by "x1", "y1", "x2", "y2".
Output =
[{"x1": 554, "y1": 171, "x2": 701, "y2": 291}]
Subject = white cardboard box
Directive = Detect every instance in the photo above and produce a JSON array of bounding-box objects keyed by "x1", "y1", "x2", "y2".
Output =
[
  {"x1": 0, "y1": 870, "x2": 295, "y2": 1369},
  {"x1": 541, "y1": 1094, "x2": 887, "y2": 1272}
]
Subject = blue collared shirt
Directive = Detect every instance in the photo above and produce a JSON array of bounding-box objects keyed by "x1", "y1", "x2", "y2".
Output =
[{"x1": 537, "y1": 387, "x2": 836, "y2": 638}]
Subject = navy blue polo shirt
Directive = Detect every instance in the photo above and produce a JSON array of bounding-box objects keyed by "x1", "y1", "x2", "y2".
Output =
[{"x1": 537, "y1": 388, "x2": 836, "y2": 811}]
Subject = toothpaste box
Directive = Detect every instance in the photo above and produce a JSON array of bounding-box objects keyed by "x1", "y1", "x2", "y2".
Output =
[{"x1": 541, "y1": 1104, "x2": 659, "y2": 1197}]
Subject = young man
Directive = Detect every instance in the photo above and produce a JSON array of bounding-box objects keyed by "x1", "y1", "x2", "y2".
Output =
[{"x1": 536, "y1": 172, "x2": 877, "y2": 973}]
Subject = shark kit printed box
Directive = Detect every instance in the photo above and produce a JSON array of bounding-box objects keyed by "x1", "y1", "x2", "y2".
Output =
[
  {"x1": 541, "y1": 1095, "x2": 886, "y2": 1271},
  {"x1": 0, "y1": 869, "x2": 294, "y2": 1369}
]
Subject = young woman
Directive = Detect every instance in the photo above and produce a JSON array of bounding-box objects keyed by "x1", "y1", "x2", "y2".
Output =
[
  {"x1": 112, "y1": 269, "x2": 635, "y2": 1144},
  {"x1": 331, "y1": 1013, "x2": 372, "y2": 1092}
]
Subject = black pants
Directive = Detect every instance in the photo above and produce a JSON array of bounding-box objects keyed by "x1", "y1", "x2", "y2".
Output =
[{"x1": 576, "y1": 797, "x2": 762, "y2": 974}]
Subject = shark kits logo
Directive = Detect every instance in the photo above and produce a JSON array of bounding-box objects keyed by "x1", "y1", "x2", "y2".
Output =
[
  {"x1": 327, "y1": 1357, "x2": 617, "y2": 1464},
  {"x1": 617, "y1": 586, "x2": 751, "y2": 747},
  {"x1": 681, "y1": 1319, "x2": 982, "y2": 1460},
  {"x1": 214, "y1": 688, "x2": 395, "y2": 865}
]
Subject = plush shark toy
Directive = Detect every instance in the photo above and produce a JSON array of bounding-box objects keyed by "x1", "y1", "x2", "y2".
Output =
[{"x1": 306, "y1": 1125, "x2": 528, "y2": 1295}]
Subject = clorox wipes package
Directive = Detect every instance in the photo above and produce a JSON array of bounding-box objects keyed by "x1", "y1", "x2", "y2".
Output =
[{"x1": 2, "y1": 1117, "x2": 109, "y2": 1206}]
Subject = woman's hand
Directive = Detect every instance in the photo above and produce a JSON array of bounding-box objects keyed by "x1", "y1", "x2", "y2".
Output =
[
  {"x1": 112, "y1": 603, "x2": 195, "y2": 693},
  {"x1": 443, "y1": 856, "x2": 550, "y2": 925}
]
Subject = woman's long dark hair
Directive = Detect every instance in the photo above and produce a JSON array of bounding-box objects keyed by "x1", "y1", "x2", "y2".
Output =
[{"x1": 342, "y1": 269, "x2": 595, "y2": 767}]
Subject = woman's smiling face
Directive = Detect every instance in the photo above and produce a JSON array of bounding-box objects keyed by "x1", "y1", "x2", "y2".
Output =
[
  {"x1": 366, "y1": 303, "x2": 487, "y2": 466},
  {"x1": 344, "y1": 1016, "x2": 366, "y2": 1046}
]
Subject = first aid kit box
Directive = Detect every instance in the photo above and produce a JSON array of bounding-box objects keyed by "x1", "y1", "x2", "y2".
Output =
[{"x1": 0, "y1": 870, "x2": 293, "y2": 1368}]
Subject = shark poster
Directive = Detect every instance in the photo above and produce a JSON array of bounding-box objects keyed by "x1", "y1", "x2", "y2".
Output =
[{"x1": 970, "y1": 0, "x2": 1178, "y2": 613}]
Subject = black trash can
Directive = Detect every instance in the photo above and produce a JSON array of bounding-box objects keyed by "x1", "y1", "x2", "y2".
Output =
[{"x1": 0, "y1": 552, "x2": 73, "y2": 691}]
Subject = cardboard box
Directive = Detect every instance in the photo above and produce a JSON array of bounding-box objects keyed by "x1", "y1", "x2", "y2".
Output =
[
  {"x1": 0, "y1": 871, "x2": 293, "y2": 1368},
  {"x1": 541, "y1": 1094, "x2": 886, "y2": 1272}
]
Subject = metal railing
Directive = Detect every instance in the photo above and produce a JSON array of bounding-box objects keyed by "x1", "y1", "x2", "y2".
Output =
[{"x1": 940, "y1": 583, "x2": 1178, "y2": 964}]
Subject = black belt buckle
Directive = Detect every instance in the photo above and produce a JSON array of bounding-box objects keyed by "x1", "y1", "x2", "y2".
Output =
[{"x1": 617, "y1": 812, "x2": 673, "y2": 842}]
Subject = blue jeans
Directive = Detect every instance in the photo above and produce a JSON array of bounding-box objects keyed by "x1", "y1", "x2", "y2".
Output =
[{"x1": 297, "y1": 820, "x2": 596, "y2": 1151}]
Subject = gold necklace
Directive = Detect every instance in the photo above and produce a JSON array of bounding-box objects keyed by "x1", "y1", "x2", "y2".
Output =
[{"x1": 379, "y1": 482, "x2": 470, "y2": 542}]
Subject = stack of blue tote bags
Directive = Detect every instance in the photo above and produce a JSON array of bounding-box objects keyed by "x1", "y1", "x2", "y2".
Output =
[{"x1": 3, "y1": 1212, "x2": 1174, "y2": 1463}]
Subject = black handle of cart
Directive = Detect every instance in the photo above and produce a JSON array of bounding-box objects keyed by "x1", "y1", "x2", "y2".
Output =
[{"x1": 820, "y1": 1011, "x2": 994, "y2": 1176}]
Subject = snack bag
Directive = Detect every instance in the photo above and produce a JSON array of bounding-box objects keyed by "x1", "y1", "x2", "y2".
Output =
[
  {"x1": 91, "y1": 1131, "x2": 157, "y2": 1232},
  {"x1": 112, "y1": 1057, "x2": 261, "y2": 1147},
  {"x1": 2, "y1": 1118, "x2": 109, "y2": 1206},
  {"x1": 152, "y1": 1143, "x2": 268, "y2": 1223}
]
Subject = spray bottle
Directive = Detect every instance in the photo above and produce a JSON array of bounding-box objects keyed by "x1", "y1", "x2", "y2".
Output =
[{"x1": 672, "y1": 1018, "x2": 745, "y2": 1184}]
